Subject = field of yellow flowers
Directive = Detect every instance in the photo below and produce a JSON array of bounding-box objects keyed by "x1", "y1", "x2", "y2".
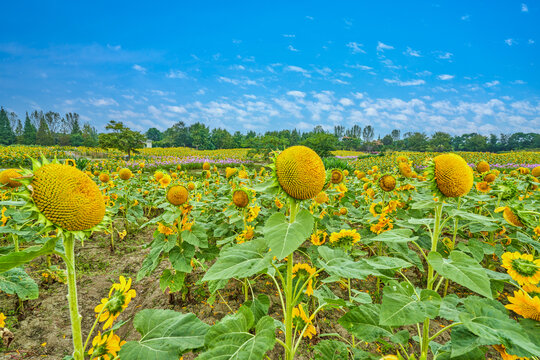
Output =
[{"x1": 1, "y1": 147, "x2": 540, "y2": 360}]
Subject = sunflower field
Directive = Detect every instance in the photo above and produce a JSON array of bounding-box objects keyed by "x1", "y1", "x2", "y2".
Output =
[{"x1": 1, "y1": 147, "x2": 540, "y2": 360}]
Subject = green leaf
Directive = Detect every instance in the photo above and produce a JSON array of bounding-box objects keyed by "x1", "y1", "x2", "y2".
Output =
[
  {"x1": 339, "y1": 304, "x2": 393, "y2": 342},
  {"x1": 363, "y1": 256, "x2": 412, "y2": 270},
  {"x1": 0, "y1": 236, "x2": 57, "y2": 273},
  {"x1": 313, "y1": 340, "x2": 349, "y2": 360},
  {"x1": 515, "y1": 232, "x2": 540, "y2": 253},
  {"x1": 317, "y1": 247, "x2": 385, "y2": 280},
  {"x1": 428, "y1": 251, "x2": 492, "y2": 299},
  {"x1": 439, "y1": 294, "x2": 463, "y2": 322},
  {"x1": 370, "y1": 229, "x2": 418, "y2": 243},
  {"x1": 379, "y1": 282, "x2": 441, "y2": 326},
  {"x1": 263, "y1": 209, "x2": 314, "y2": 260},
  {"x1": 160, "y1": 269, "x2": 186, "y2": 293},
  {"x1": 119, "y1": 309, "x2": 209, "y2": 360},
  {"x1": 197, "y1": 306, "x2": 276, "y2": 360},
  {"x1": 244, "y1": 294, "x2": 270, "y2": 324},
  {"x1": 450, "y1": 209, "x2": 496, "y2": 223},
  {"x1": 202, "y1": 238, "x2": 272, "y2": 281},
  {"x1": 0, "y1": 267, "x2": 39, "y2": 300}
]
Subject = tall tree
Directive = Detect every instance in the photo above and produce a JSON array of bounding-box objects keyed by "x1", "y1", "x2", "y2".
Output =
[
  {"x1": 391, "y1": 129, "x2": 401, "y2": 141},
  {"x1": 99, "y1": 120, "x2": 146, "y2": 159},
  {"x1": 334, "y1": 125, "x2": 345, "y2": 138},
  {"x1": 0, "y1": 107, "x2": 16, "y2": 145},
  {"x1": 430, "y1": 132, "x2": 452, "y2": 151},
  {"x1": 189, "y1": 122, "x2": 213, "y2": 149},
  {"x1": 22, "y1": 113, "x2": 37, "y2": 145},
  {"x1": 82, "y1": 123, "x2": 99, "y2": 147},
  {"x1": 362, "y1": 125, "x2": 374, "y2": 143},
  {"x1": 36, "y1": 117, "x2": 54, "y2": 145},
  {"x1": 146, "y1": 127, "x2": 163, "y2": 142}
]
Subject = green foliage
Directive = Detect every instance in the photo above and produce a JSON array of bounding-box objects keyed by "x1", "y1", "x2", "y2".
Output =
[
  {"x1": 301, "y1": 133, "x2": 338, "y2": 157},
  {"x1": 0, "y1": 267, "x2": 39, "y2": 300},
  {"x1": 263, "y1": 209, "x2": 314, "y2": 260},
  {"x1": 0, "y1": 107, "x2": 16, "y2": 145},
  {"x1": 99, "y1": 120, "x2": 146, "y2": 159}
]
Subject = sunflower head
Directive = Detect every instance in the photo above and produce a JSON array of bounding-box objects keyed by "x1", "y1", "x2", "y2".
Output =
[
  {"x1": 484, "y1": 172, "x2": 497, "y2": 183},
  {"x1": 31, "y1": 162, "x2": 106, "y2": 231},
  {"x1": 356, "y1": 171, "x2": 366, "y2": 180},
  {"x1": 154, "y1": 171, "x2": 164, "y2": 181},
  {"x1": 518, "y1": 167, "x2": 530, "y2": 175},
  {"x1": 99, "y1": 173, "x2": 110, "y2": 183},
  {"x1": 427, "y1": 153, "x2": 473, "y2": 198},
  {"x1": 118, "y1": 168, "x2": 132, "y2": 181},
  {"x1": 167, "y1": 185, "x2": 189, "y2": 206},
  {"x1": 495, "y1": 206, "x2": 524, "y2": 227},
  {"x1": 187, "y1": 182, "x2": 195, "y2": 191},
  {"x1": 274, "y1": 146, "x2": 326, "y2": 200},
  {"x1": 202, "y1": 162, "x2": 211, "y2": 171},
  {"x1": 532, "y1": 166, "x2": 540, "y2": 178},
  {"x1": 476, "y1": 161, "x2": 490, "y2": 173},
  {"x1": 225, "y1": 167, "x2": 237, "y2": 179},
  {"x1": 232, "y1": 189, "x2": 250, "y2": 208},
  {"x1": 398, "y1": 161, "x2": 414, "y2": 178},
  {"x1": 314, "y1": 191, "x2": 329, "y2": 204},
  {"x1": 379, "y1": 174, "x2": 396, "y2": 192},
  {"x1": 0, "y1": 169, "x2": 23, "y2": 188},
  {"x1": 330, "y1": 169, "x2": 344, "y2": 184}
]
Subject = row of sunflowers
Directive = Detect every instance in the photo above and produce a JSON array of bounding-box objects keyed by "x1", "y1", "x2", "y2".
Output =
[{"x1": 0, "y1": 147, "x2": 540, "y2": 360}]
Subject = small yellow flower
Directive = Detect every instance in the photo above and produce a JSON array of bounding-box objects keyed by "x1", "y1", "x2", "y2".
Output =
[
  {"x1": 0, "y1": 312, "x2": 6, "y2": 327},
  {"x1": 501, "y1": 252, "x2": 540, "y2": 286},
  {"x1": 292, "y1": 304, "x2": 316, "y2": 339},
  {"x1": 292, "y1": 263, "x2": 317, "y2": 296},
  {"x1": 310, "y1": 230, "x2": 327, "y2": 246}
]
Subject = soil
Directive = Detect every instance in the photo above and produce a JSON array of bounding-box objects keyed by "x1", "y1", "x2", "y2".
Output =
[{"x1": 0, "y1": 229, "x2": 504, "y2": 360}]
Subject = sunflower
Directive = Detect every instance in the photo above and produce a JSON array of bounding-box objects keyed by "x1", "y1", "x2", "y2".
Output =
[
  {"x1": 1, "y1": 207, "x2": 8, "y2": 227},
  {"x1": 202, "y1": 162, "x2": 211, "y2": 171},
  {"x1": 247, "y1": 205, "x2": 261, "y2": 222},
  {"x1": 225, "y1": 167, "x2": 237, "y2": 179},
  {"x1": 274, "y1": 146, "x2": 326, "y2": 200},
  {"x1": 187, "y1": 182, "x2": 195, "y2": 191},
  {"x1": 159, "y1": 174, "x2": 172, "y2": 188},
  {"x1": 331, "y1": 169, "x2": 344, "y2": 184},
  {"x1": 329, "y1": 229, "x2": 361, "y2": 250},
  {"x1": 532, "y1": 166, "x2": 540, "y2": 178},
  {"x1": 429, "y1": 153, "x2": 473, "y2": 198},
  {"x1": 484, "y1": 173, "x2": 497, "y2": 183},
  {"x1": 310, "y1": 230, "x2": 327, "y2": 246},
  {"x1": 505, "y1": 290, "x2": 540, "y2": 321},
  {"x1": 238, "y1": 170, "x2": 249, "y2": 179},
  {"x1": 95, "y1": 276, "x2": 136, "y2": 329},
  {"x1": 99, "y1": 173, "x2": 110, "y2": 183},
  {"x1": 158, "y1": 222, "x2": 175, "y2": 236},
  {"x1": 314, "y1": 191, "x2": 329, "y2": 204},
  {"x1": 88, "y1": 331, "x2": 124, "y2": 360},
  {"x1": 475, "y1": 181, "x2": 491, "y2": 193},
  {"x1": 501, "y1": 252, "x2": 540, "y2": 286},
  {"x1": 0, "y1": 312, "x2": 5, "y2": 327},
  {"x1": 398, "y1": 162, "x2": 414, "y2": 178},
  {"x1": 396, "y1": 155, "x2": 408, "y2": 163},
  {"x1": 154, "y1": 171, "x2": 164, "y2": 181},
  {"x1": 31, "y1": 163, "x2": 106, "y2": 231},
  {"x1": 233, "y1": 189, "x2": 250, "y2": 208},
  {"x1": 476, "y1": 161, "x2": 490, "y2": 173},
  {"x1": 0, "y1": 169, "x2": 22, "y2": 188},
  {"x1": 379, "y1": 175, "x2": 396, "y2": 192},
  {"x1": 274, "y1": 198, "x2": 284, "y2": 209},
  {"x1": 118, "y1": 168, "x2": 132, "y2": 180},
  {"x1": 495, "y1": 206, "x2": 524, "y2": 227},
  {"x1": 292, "y1": 304, "x2": 316, "y2": 339},
  {"x1": 370, "y1": 201, "x2": 385, "y2": 218},
  {"x1": 167, "y1": 185, "x2": 189, "y2": 206},
  {"x1": 370, "y1": 216, "x2": 394, "y2": 234},
  {"x1": 293, "y1": 263, "x2": 317, "y2": 296},
  {"x1": 493, "y1": 344, "x2": 529, "y2": 360},
  {"x1": 356, "y1": 171, "x2": 366, "y2": 179}
]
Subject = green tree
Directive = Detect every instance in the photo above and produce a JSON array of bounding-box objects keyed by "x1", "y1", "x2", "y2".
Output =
[
  {"x1": 382, "y1": 134, "x2": 393, "y2": 146},
  {"x1": 301, "y1": 133, "x2": 338, "y2": 157},
  {"x1": 99, "y1": 120, "x2": 146, "y2": 159},
  {"x1": 405, "y1": 132, "x2": 428, "y2": 151},
  {"x1": 430, "y1": 132, "x2": 453, "y2": 151},
  {"x1": 36, "y1": 117, "x2": 54, "y2": 145},
  {"x1": 146, "y1": 127, "x2": 163, "y2": 142},
  {"x1": 189, "y1": 122, "x2": 213, "y2": 149},
  {"x1": 22, "y1": 113, "x2": 37, "y2": 145},
  {"x1": 0, "y1": 107, "x2": 16, "y2": 145},
  {"x1": 82, "y1": 123, "x2": 99, "y2": 147},
  {"x1": 211, "y1": 128, "x2": 234, "y2": 149}
]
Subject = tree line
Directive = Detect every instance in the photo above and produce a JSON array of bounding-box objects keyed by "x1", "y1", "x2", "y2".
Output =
[{"x1": 0, "y1": 108, "x2": 99, "y2": 147}]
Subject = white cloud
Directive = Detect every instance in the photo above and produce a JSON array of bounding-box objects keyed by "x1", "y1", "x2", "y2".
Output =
[
  {"x1": 333, "y1": 79, "x2": 350, "y2": 85},
  {"x1": 305, "y1": 15, "x2": 314, "y2": 20},
  {"x1": 285, "y1": 65, "x2": 311, "y2": 77},
  {"x1": 218, "y1": 76, "x2": 258, "y2": 86},
  {"x1": 405, "y1": 47, "x2": 421, "y2": 57},
  {"x1": 505, "y1": 38, "x2": 516, "y2": 46},
  {"x1": 416, "y1": 70, "x2": 432, "y2": 77},
  {"x1": 88, "y1": 98, "x2": 118, "y2": 106},
  {"x1": 288, "y1": 45, "x2": 299, "y2": 52},
  {"x1": 384, "y1": 78, "x2": 425, "y2": 86},
  {"x1": 340, "y1": 72, "x2": 353, "y2": 78},
  {"x1": 438, "y1": 74, "x2": 455, "y2": 80},
  {"x1": 521, "y1": 3, "x2": 528, "y2": 12},
  {"x1": 352, "y1": 92, "x2": 364, "y2": 99},
  {"x1": 528, "y1": 39, "x2": 535, "y2": 44},
  {"x1": 232, "y1": 39, "x2": 242, "y2": 44},
  {"x1": 346, "y1": 64, "x2": 372, "y2": 70},
  {"x1": 346, "y1": 42, "x2": 366, "y2": 54},
  {"x1": 107, "y1": 44, "x2": 121, "y2": 51},
  {"x1": 283, "y1": 34, "x2": 295, "y2": 38},
  {"x1": 438, "y1": 52, "x2": 453, "y2": 59},
  {"x1": 339, "y1": 98, "x2": 353, "y2": 106},
  {"x1": 166, "y1": 105, "x2": 187, "y2": 114},
  {"x1": 461, "y1": 14, "x2": 470, "y2": 21},
  {"x1": 484, "y1": 80, "x2": 500, "y2": 87},
  {"x1": 167, "y1": 70, "x2": 187, "y2": 79},
  {"x1": 511, "y1": 80, "x2": 526, "y2": 85},
  {"x1": 132, "y1": 64, "x2": 146, "y2": 73},
  {"x1": 377, "y1": 41, "x2": 394, "y2": 52},
  {"x1": 196, "y1": 89, "x2": 206, "y2": 95},
  {"x1": 287, "y1": 90, "x2": 306, "y2": 98}
]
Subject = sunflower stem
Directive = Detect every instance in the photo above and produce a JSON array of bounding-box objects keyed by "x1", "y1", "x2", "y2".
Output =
[{"x1": 63, "y1": 233, "x2": 84, "y2": 360}]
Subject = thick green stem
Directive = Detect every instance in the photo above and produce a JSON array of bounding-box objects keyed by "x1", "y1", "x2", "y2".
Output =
[
  {"x1": 285, "y1": 252, "x2": 294, "y2": 360},
  {"x1": 420, "y1": 202, "x2": 443, "y2": 359},
  {"x1": 63, "y1": 233, "x2": 84, "y2": 360}
]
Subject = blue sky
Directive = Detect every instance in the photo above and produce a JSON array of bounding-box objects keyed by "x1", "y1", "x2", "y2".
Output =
[{"x1": 0, "y1": 1, "x2": 538, "y2": 136}]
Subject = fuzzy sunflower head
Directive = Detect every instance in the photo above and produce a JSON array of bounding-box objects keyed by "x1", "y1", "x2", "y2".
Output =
[
  {"x1": 118, "y1": 168, "x2": 132, "y2": 181},
  {"x1": 356, "y1": 171, "x2": 366, "y2": 180},
  {"x1": 99, "y1": 173, "x2": 110, "y2": 183},
  {"x1": 330, "y1": 169, "x2": 344, "y2": 184},
  {"x1": 167, "y1": 185, "x2": 189, "y2": 206},
  {"x1": 484, "y1": 173, "x2": 497, "y2": 183},
  {"x1": 30, "y1": 162, "x2": 106, "y2": 231},
  {"x1": 232, "y1": 189, "x2": 250, "y2": 208},
  {"x1": 398, "y1": 162, "x2": 413, "y2": 178},
  {"x1": 476, "y1": 161, "x2": 490, "y2": 173},
  {"x1": 225, "y1": 167, "x2": 238, "y2": 179},
  {"x1": 532, "y1": 166, "x2": 540, "y2": 178},
  {"x1": 427, "y1": 153, "x2": 473, "y2": 198},
  {"x1": 379, "y1": 175, "x2": 396, "y2": 192},
  {"x1": 0, "y1": 169, "x2": 23, "y2": 188},
  {"x1": 187, "y1": 182, "x2": 195, "y2": 191},
  {"x1": 314, "y1": 191, "x2": 329, "y2": 204},
  {"x1": 202, "y1": 162, "x2": 211, "y2": 171},
  {"x1": 505, "y1": 290, "x2": 540, "y2": 321},
  {"x1": 274, "y1": 146, "x2": 326, "y2": 201},
  {"x1": 475, "y1": 181, "x2": 491, "y2": 193},
  {"x1": 154, "y1": 171, "x2": 164, "y2": 181},
  {"x1": 495, "y1": 206, "x2": 524, "y2": 227},
  {"x1": 396, "y1": 155, "x2": 409, "y2": 163}
]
